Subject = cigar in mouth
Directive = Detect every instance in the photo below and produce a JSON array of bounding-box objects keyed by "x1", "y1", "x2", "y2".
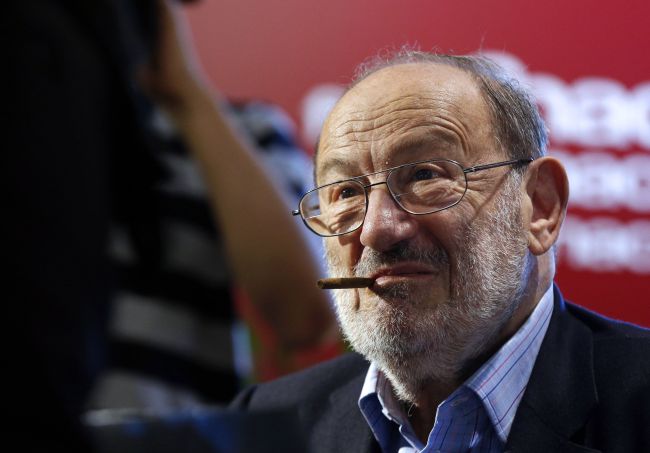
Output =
[{"x1": 317, "y1": 277, "x2": 374, "y2": 289}]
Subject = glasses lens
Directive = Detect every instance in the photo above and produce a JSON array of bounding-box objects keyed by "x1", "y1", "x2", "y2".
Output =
[
  {"x1": 388, "y1": 160, "x2": 466, "y2": 214},
  {"x1": 300, "y1": 180, "x2": 367, "y2": 236}
]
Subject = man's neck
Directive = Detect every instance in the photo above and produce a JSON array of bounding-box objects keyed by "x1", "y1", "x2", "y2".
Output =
[{"x1": 406, "y1": 379, "x2": 459, "y2": 443}]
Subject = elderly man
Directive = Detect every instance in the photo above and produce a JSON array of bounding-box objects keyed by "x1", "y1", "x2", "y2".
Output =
[{"x1": 232, "y1": 52, "x2": 650, "y2": 452}]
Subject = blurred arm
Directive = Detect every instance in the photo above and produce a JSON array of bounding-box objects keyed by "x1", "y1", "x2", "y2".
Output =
[{"x1": 142, "y1": 0, "x2": 337, "y2": 349}]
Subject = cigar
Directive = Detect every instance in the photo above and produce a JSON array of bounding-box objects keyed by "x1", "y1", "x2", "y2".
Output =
[{"x1": 317, "y1": 277, "x2": 374, "y2": 289}]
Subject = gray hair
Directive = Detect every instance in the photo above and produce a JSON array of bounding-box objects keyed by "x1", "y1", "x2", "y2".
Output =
[{"x1": 349, "y1": 49, "x2": 549, "y2": 165}]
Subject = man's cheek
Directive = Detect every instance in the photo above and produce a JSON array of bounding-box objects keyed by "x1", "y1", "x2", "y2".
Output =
[{"x1": 326, "y1": 240, "x2": 358, "y2": 270}]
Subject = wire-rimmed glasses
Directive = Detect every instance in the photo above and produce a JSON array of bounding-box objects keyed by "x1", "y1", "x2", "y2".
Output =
[{"x1": 292, "y1": 157, "x2": 533, "y2": 237}]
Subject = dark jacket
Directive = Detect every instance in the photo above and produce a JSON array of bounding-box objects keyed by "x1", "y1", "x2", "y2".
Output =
[{"x1": 231, "y1": 286, "x2": 650, "y2": 452}]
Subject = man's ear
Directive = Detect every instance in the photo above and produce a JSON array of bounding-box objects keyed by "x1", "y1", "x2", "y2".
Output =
[{"x1": 522, "y1": 156, "x2": 570, "y2": 256}]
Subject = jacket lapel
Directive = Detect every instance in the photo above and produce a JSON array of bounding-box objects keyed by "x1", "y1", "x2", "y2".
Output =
[
  {"x1": 506, "y1": 285, "x2": 599, "y2": 453},
  {"x1": 309, "y1": 361, "x2": 378, "y2": 453}
]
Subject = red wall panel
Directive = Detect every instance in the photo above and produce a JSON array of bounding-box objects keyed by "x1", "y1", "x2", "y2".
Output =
[{"x1": 185, "y1": 0, "x2": 650, "y2": 326}]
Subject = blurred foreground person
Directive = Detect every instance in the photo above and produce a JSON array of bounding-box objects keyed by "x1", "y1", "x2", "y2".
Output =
[
  {"x1": 6, "y1": 0, "x2": 335, "y2": 449},
  {"x1": 232, "y1": 52, "x2": 650, "y2": 452}
]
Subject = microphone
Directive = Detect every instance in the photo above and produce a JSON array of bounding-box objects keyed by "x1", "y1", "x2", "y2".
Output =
[{"x1": 317, "y1": 277, "x2": 374, "y2": 289}]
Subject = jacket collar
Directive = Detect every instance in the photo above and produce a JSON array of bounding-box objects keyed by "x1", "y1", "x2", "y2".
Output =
[
  {"x1": 319, "y1": 286, "x2": 600, "y2": 453},
  {"x1": 322, "y1": 356, "x2": 379, "y2": 453},
  {"x1": 506, "y1": 285, "x2": 599, "y2": 453}
]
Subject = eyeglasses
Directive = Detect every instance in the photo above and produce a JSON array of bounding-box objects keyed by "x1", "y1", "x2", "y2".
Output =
[{"x1": 292, "y1": 157, "x2": 533, "y2": 237}]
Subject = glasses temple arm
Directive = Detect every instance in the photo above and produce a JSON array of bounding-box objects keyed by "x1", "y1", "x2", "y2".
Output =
[{"x1": 464, "y1": 158, "x2": 533, "y2": 174}]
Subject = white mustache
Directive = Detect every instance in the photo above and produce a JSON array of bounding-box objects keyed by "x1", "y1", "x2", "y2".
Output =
[{"x1": 353, "y1": 242, "x2": 450, "y2": 278}]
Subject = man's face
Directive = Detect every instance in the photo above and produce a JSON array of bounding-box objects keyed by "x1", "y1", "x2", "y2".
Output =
[{"x1": 317, "y1": 63, "x2": 531, "y2": 392}]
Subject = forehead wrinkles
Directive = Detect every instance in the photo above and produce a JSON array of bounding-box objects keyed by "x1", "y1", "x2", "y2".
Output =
[{"x1": 322, "y1": 94, "x2": 474, "y2": 154}]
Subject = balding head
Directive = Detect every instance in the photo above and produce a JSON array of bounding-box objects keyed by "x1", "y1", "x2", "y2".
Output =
[{"x1": 315, "y1": 51, "x2": 547, "y2": 184}]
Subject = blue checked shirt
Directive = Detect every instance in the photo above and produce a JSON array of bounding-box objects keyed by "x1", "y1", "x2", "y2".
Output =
[{"x1": 359, "y1": 286, "x2": 554, "y2": 453}]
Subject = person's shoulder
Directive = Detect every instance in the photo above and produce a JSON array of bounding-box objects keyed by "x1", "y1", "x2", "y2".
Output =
[
  {"x1": 565, "y1": 300, "x2": 650, "y2": 341},
  {"x1": 258, "y1": 351, "x2": 369, "y2": 393},
  {"x1": 563, "y1": 301, "x2": 650, "y2": 443},
  {"x1": 231, "y1": 352, "x2": 369, "y2": 410},
  {"x1": 565, "y1": 301, "x2": 650, "y2": 384}
]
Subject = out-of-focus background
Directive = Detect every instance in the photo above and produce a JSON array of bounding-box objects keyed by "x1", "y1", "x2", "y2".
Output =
[
  {"x1": 184, "y1": 0, "x2": 650, "y2": 327},
  {"x1": 7, "y1": 0, "x2": 649, "y2": 450}
]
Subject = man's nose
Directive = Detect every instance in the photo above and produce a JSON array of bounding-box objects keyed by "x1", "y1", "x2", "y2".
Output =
[{"x1": 359, "y1": 186, "x2": 418, "y2": 252}]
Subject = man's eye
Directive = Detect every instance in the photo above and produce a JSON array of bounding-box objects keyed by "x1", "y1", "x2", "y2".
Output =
[
  {"x1": 339, "y1": 186, "x2": 361, "y2": 199},
  {"x1": 324, "y1": 182, "x2": 363, "y2": 204},
  {"x1": 413, "y1": 168, "x2": 438, "y2": 181}
]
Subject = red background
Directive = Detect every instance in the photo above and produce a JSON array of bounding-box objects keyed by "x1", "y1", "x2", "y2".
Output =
[{"x1": 184, "y1": 0, "x2": 650, "y2": 327}]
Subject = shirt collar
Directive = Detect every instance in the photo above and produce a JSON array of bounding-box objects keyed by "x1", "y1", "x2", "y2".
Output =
[
  {"x1": 465, "y1": 284, "x2": 554, "y2": 441},
  {"x1": 358, "y1": 285, "x2": 555, "y2": 445}
]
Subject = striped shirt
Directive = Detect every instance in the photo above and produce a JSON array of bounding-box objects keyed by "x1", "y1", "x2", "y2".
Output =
[
  {"x1": 359, "y1": 286, "x2": 554, "y2": 452},
  {"x1": 89, "y1": 101, "x2": 319, "y2": 410}
]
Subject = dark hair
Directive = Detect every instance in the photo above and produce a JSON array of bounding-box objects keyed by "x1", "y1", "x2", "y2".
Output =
[{"x1": 347, "y1": 49, "x2": 548, "y2": 163}]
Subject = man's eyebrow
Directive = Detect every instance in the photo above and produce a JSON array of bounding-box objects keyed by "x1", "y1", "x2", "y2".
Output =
[
  {"x1": 369, "y1": 133, "x2": 460, "y2": 168},
  {"x1": 316, "y1": 156, "x2": 357, "y2": 184}
]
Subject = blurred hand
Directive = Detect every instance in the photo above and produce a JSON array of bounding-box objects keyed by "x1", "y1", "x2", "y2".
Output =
[{"x1": 140, "y1": 0, "x2": 212, "y2": 113}]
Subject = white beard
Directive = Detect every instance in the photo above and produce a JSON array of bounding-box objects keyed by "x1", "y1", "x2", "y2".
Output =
[{"x1": 326, "y1": 176, "x2": 531, "y2": 403}]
